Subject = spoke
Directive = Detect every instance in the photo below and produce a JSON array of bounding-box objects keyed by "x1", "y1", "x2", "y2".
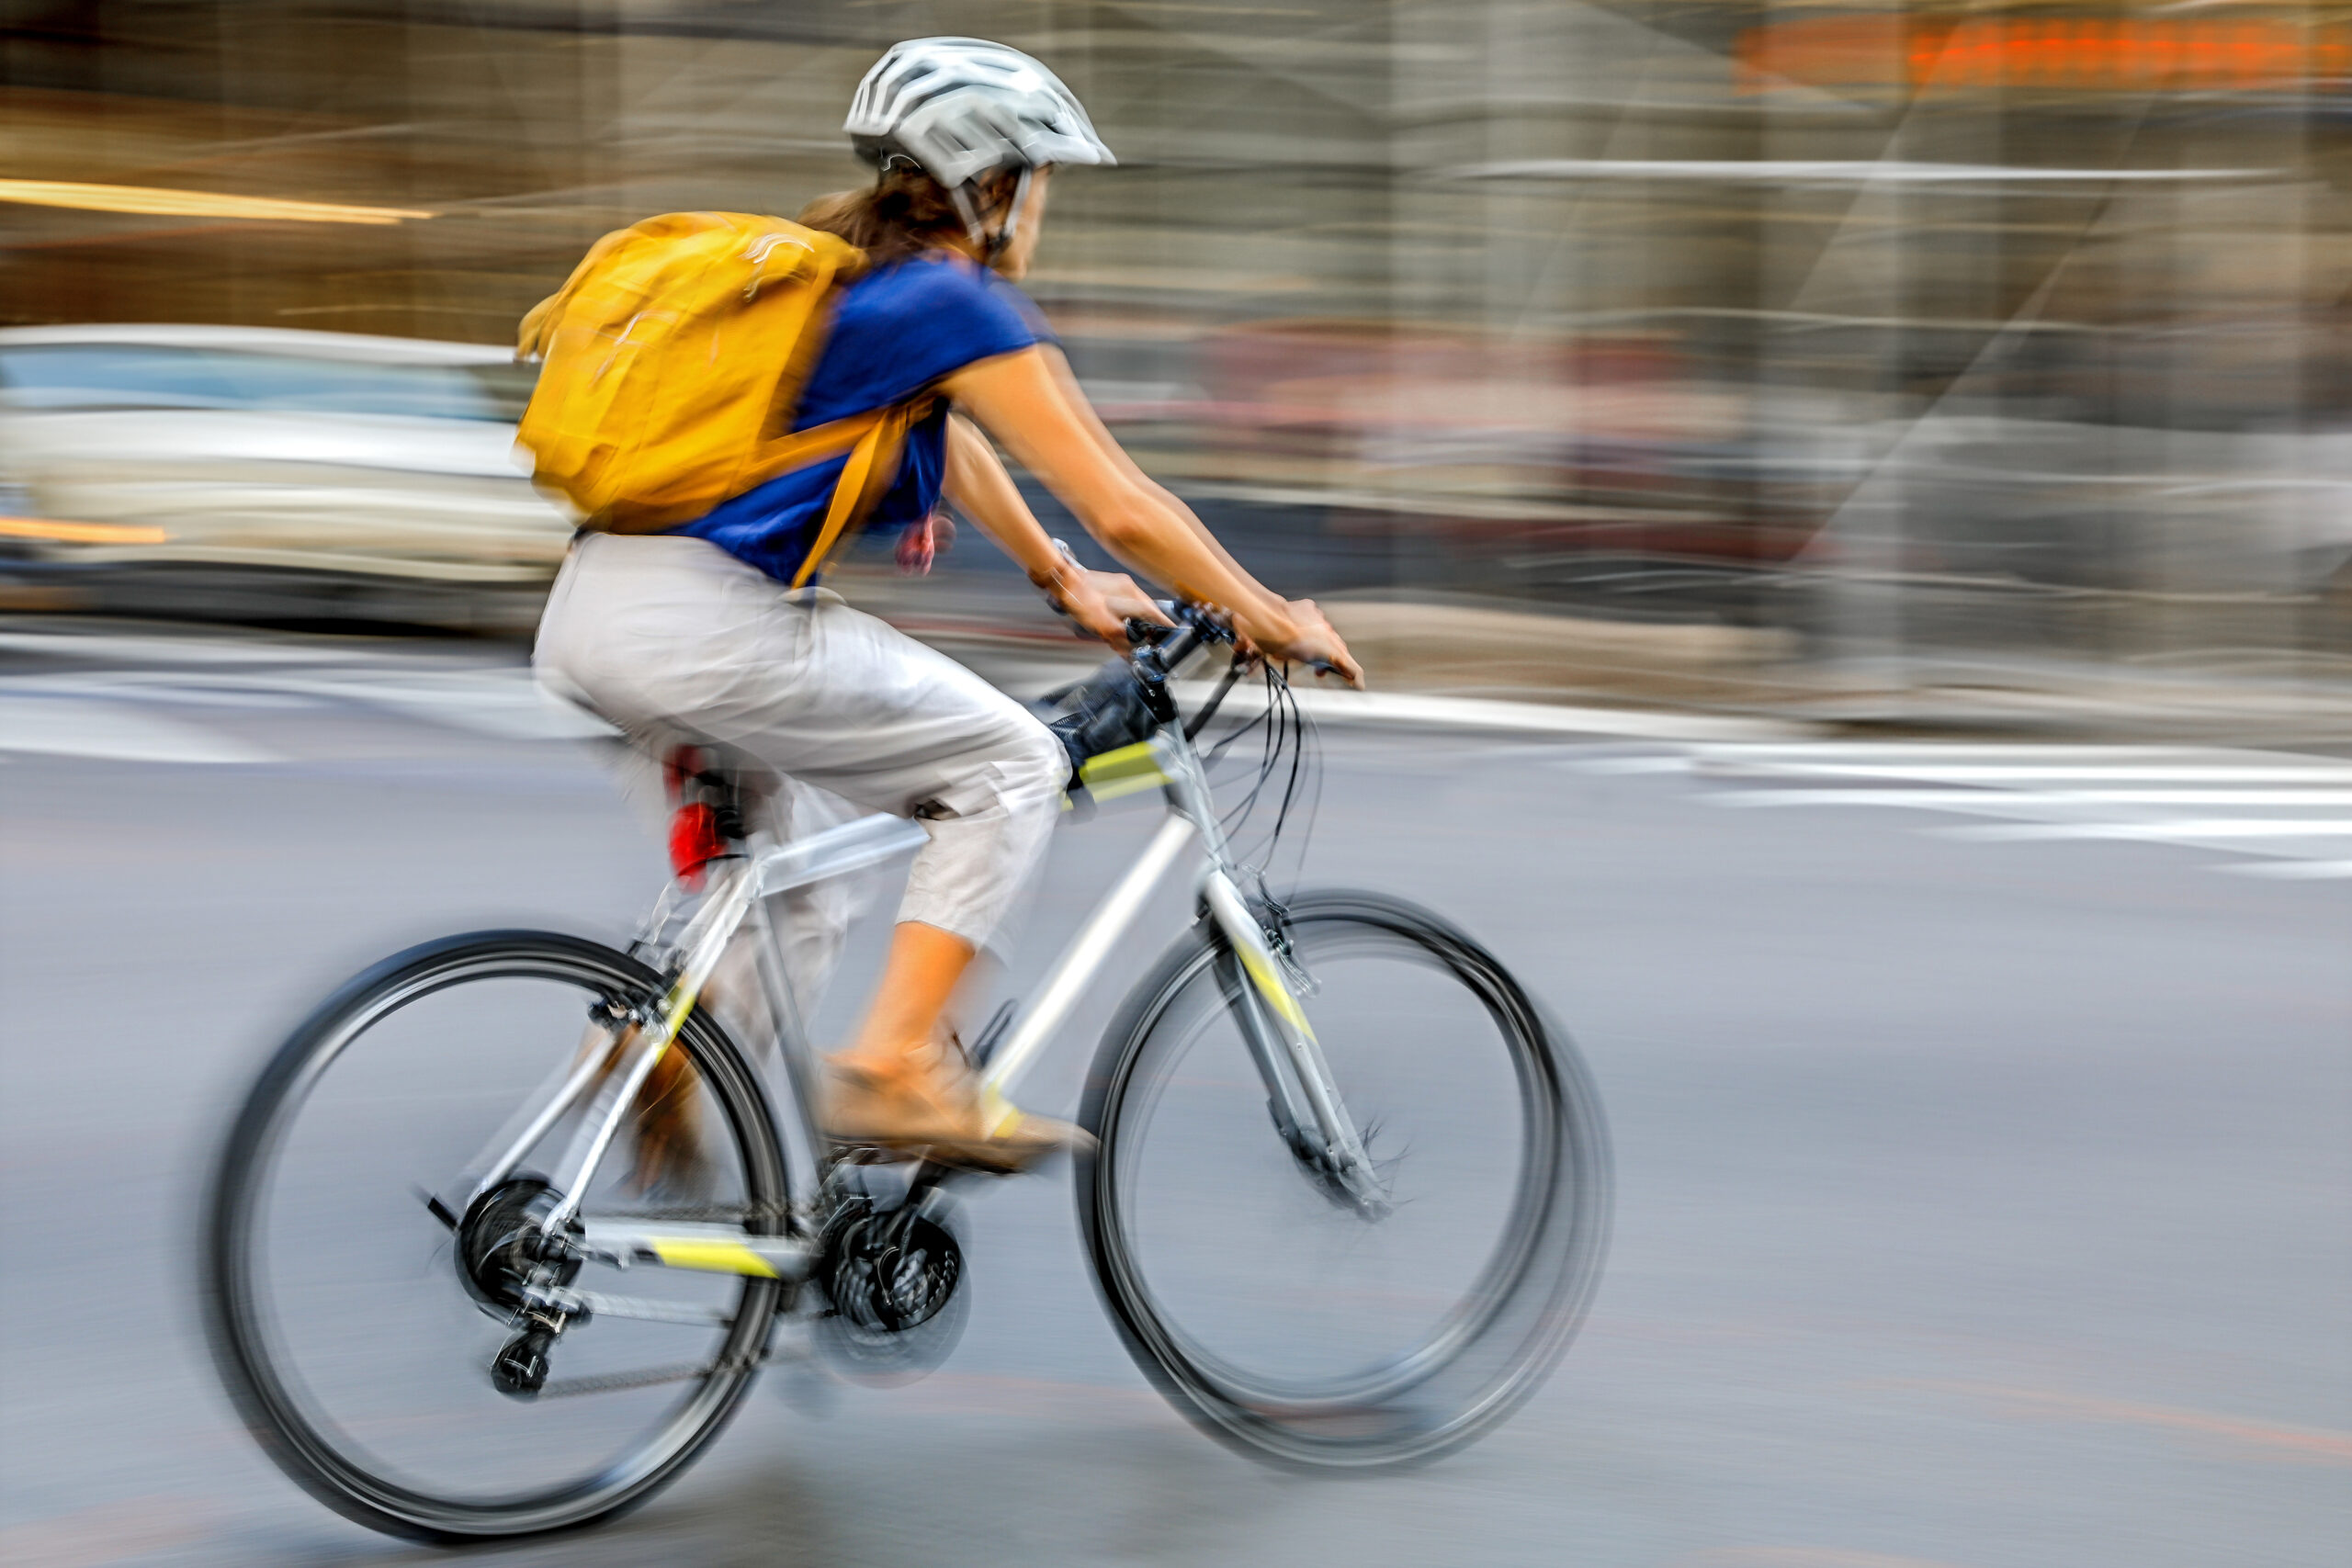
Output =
[{"x1": 413, "y1": 1184, "x2": 458, "y2": 1232}]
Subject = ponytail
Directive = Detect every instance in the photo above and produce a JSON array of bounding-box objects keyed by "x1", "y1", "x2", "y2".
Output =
[{"x1": 798, "y1": 166, "x2": 1018, "y2": 265}]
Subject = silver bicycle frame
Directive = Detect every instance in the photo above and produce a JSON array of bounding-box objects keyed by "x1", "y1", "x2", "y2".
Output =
[
  {"x1": 446, "y1": 663, "x2": 1382, "y2": 1277},
  {"x1": 451, "y1": 811, "x2": 928, "y2": 1232}
]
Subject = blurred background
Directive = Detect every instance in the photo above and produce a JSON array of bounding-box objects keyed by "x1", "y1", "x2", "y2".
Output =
[
  {"x1": 4, "y1": 9, "x2": 2347, "y2": 1568},
  {"x1": 9, "y1": 0, "x2": 2352, "y2": 727}
]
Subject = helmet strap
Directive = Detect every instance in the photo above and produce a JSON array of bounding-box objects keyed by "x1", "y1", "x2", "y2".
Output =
[
  {"x1": 952, "y1": 166, "x2": 1035, "y2": 267},
  {"x1": 989, "y1": 166, "x2": 1036, "y2": 265},
  {"x1": 948, "y1": 183, "x2": 988, "y2": 251}
]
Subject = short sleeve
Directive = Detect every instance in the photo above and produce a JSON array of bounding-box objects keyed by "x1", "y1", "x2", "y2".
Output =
[
  {"x1": 794, "y1": 258, "x2": 1046, "y2": 427},
  {"x1": 982, "y1": 271, "x2": 1057, "y2": 348}
]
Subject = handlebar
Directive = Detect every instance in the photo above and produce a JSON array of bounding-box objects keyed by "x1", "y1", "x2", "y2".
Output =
[
  {"x1": 1045, "y1": 602, "x2": 1291, "y2": 783},
  {"x1": 1124, "y1": 600, "x2": 1233, "y2": 679},
  {"x1": 1125, "y1": 602, "x2": 1344, "y2": 682}
]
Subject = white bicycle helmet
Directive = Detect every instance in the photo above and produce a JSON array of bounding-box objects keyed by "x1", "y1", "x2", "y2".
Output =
[{"x1": 847, "y1": 37, "x2": 1114, "y2": 187}]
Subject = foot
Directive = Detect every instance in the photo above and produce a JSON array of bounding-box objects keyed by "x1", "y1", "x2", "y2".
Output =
[{"x1": 822, "y1": 1051, "x2": 1090, "y2": 1174}]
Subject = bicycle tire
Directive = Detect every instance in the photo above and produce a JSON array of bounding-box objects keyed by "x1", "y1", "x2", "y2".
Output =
[
  {"x1": 1076, "y1": 890, "x2": 1611, "y2": 1469},
  {"x1": 204, "y1": 931, "x2": 787, "y2": 1542}
]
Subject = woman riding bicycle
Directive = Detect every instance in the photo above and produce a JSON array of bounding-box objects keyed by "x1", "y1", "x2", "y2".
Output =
[{"x1": 535, "y1": 36, "x2": 1361, "y2": 1176}]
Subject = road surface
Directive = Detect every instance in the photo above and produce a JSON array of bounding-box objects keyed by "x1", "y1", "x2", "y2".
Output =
[{"x1": 1, "y1": 622, "x2": 2344, "y2": 1568}]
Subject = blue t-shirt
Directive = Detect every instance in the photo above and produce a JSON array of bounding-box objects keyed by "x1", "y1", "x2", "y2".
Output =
[{"x1": 670, "y1": 254, "x2": 1047, "y2": 581}]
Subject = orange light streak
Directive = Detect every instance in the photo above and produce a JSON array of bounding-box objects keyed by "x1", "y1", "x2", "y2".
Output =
[
  {"x1": 0, "y1": 517, "x2": 172, "y2": 545},
  {"x1": 1743, "y1": 17, "x2": 2339, "y2": 96}
]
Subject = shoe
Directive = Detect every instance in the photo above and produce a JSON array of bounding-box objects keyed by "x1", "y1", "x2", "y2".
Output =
[{"x1": 821, "y1": 1051, "x2": 1091, "y2": 1175}]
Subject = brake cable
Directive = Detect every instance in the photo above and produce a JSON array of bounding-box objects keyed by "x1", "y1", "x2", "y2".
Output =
[{"x1": 1183, "y1": 654, "x2": 1250, "y2": 741}]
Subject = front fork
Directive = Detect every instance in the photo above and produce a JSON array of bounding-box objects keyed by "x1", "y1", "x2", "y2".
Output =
[{"x1": 1200, "y1": 873, "x2": 1390, "y2": 1219}]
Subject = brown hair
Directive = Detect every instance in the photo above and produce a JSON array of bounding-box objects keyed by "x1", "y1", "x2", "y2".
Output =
[{"x1": 797, "y1": 166, "x2": 1019, "y2": 265}]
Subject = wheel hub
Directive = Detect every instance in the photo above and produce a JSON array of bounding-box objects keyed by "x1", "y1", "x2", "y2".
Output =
[{"x1": 457, "y1": 1175, "x2": 577, "y2": 1316}]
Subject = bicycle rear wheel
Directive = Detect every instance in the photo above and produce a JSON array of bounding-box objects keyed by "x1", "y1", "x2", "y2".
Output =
[
  {"x1": 1077, "y1": 891, "x2": 1610, "y2": 1468},
  {"x1": 204, "y1": 931, "x2": 786, "y2": 1542}
]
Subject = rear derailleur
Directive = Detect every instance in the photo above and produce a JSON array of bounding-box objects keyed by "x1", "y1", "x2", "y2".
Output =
[{"x1": 457, "y1": 1174, "x2": 584, "y2": 1400}]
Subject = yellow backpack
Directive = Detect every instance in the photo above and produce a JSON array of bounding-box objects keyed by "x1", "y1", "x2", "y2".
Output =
[{"x1": 515, "y1": 211, "x2": 929, "y2": 587}]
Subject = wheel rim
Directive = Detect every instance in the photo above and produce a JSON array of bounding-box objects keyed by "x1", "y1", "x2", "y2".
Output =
[
  {"x1": 1088, "y1": 905, "x2": 1602, "y2": 1462},
  {"x1": 209, "y1": 939, "x2": 782, "y2": 1535}
]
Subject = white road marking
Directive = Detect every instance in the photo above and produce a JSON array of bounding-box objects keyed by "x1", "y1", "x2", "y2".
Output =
[
  {"x1": 1713, "y1": 788, "x2": 2352, "y2": 809},
  {"x1": 1594, "y1": 739, "x2": 2352, "y2": 879},
  {"x1": 1137, "y1": 677, "x2": 1811, "y2": 743},
  {"x1": 1948, "y1": 819, "x2": 2352, "y2": 840},
  {"x1": 1697, "y1": 762, "x2": 2350, "y2": 784},
  {"x1": 0, "y1": 627, "x2": 395, "y2": 666},
  {"x1": 0, "y1": 665, "x2": 615, "y2": 741},
  {"x1": 2224, "y1": 859, "x2": 2352, "y2": 879},
  {"x1": 1687, "y1": 742, "x2": 2295, "y2": 759},
  {"x1": 0, "y1": 695, "x2": 275, "y2": 763}
]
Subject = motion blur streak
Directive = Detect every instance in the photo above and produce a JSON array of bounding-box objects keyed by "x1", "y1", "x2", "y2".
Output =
[
  {"x1": 6, "y1": 0, "x2": 2351, "y2": 719},
  {"x1": 0, "y1": 4, "x2": 2346, "y2": 1566},
  {"x1": 1746, "y1": 17, "x2": 2352, "y2": 96},
  {"x1": 0, "y1": 516, "x2": 167, "y2": 544},
  {"x1": 0, "y1": 178, "x2": 434, "y2": 223}
]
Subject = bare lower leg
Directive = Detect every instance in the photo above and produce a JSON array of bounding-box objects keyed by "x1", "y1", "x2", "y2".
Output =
[
  {"x1": 821, "y1": 919, "x2": 1088, "y2": 1167},
  {"x1": 831, "y1": 920, "x2": 978, "y2": 1079}
]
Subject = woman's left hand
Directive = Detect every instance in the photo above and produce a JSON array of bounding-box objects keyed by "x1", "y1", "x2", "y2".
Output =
[{"x1": 1048, "y1": 567, "x2": 1172, "y2": 649}]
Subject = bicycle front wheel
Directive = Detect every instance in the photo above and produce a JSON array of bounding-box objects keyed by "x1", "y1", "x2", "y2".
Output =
[
  {"x1": 204, "y1": 931, "x2": 787, "y2": 1542},
  {"x1": 1078, "y1": 891, "x2": 1610, "y2": 1468}
]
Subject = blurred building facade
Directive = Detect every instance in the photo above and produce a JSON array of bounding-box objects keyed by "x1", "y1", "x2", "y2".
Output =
[{"x1": 6, "y1": 1, "x2": 2349, "y2": 703}]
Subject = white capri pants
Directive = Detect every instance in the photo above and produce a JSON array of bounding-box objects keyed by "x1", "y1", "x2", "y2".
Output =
[{"x1": 535, "y1": 532, "x2": 1069, "y2": 1034}]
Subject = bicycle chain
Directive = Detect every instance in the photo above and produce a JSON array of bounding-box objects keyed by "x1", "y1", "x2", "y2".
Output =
[
  {"x1": 534, "y1": 1343, "x2": 765, "y2": 1401},
  {"x1": 533, "y1": 1360, "x2": 714, "y2": 1400}
]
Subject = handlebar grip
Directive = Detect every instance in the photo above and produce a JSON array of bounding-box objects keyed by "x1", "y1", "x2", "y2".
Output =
[
  {"x1": 1152, "y1": 623, "x2": 1204, "y2": 670},
  {"x1": 1125, "y1": 602, "x2": 1230, "y2": 671}
]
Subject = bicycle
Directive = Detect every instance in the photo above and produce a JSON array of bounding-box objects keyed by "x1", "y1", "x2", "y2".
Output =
[{"x1": 203, "y1": 605, "x2": 1612, "y2": 1542}]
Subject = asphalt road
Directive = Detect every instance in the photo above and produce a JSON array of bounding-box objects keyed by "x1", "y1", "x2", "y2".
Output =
[{"x1": 1, "y1": 626, "x2": 2345, "y2": 1568}]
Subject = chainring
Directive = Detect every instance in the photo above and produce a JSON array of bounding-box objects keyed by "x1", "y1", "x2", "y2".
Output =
[{"x1": 815, "y1": 1198, "x2": 967, "y2": 1383}]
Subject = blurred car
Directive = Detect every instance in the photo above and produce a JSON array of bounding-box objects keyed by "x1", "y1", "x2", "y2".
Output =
[{"x1": 0, "y1": 323, "x2": 569, "y2": 630}]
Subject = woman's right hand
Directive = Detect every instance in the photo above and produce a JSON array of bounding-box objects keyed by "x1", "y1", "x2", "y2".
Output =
[{"x1": 1238, "y1": 598, "x2": 1363, "y2": 688}]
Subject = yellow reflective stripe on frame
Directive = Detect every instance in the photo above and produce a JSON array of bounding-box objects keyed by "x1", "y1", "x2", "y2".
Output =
[
  {"x1": 658, "y1": 983, "x2": 695, "y2": 1042},
  {"x1": 647, "y1": 1238, "x2": 780, "y2": 1278},
  {"x1": 1233, "y1": 942, "x2": 1315, "y2": 1038},
  {"x1": 1077, "y1": 741, "x2": 1170, "y2": 803}
]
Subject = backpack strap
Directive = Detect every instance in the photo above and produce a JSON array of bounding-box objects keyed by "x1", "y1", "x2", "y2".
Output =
[
  {"x1": 594, "y1": 394, "x2": 931, "y2": 582},
  {"x1": 593, "y1": 406, "x2": 885, "y2": 535},
  {"x1": 787, "y1": 396, "x2": 933, "y2": 589}
]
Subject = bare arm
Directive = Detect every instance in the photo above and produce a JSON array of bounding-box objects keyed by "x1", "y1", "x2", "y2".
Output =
[
  {"x1": 940, "y1": 414, "x2": 1166, "y2": 648},
  {"x1": 942, "y1": 346, "x2": 1360, "y2": 682},
  {"x1": 1035, "y1": 346, "x2": 1293, "y2": 628}
]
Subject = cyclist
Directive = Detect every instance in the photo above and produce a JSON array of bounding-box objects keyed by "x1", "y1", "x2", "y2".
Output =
[{"x1": 535, "y1": 37, "x2": 1360, "y2": 1177}]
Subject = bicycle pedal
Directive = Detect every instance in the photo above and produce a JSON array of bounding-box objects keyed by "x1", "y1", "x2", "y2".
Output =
[{"x1": 490, "y1": 1323, "x2": 558, "y2": 1401}]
